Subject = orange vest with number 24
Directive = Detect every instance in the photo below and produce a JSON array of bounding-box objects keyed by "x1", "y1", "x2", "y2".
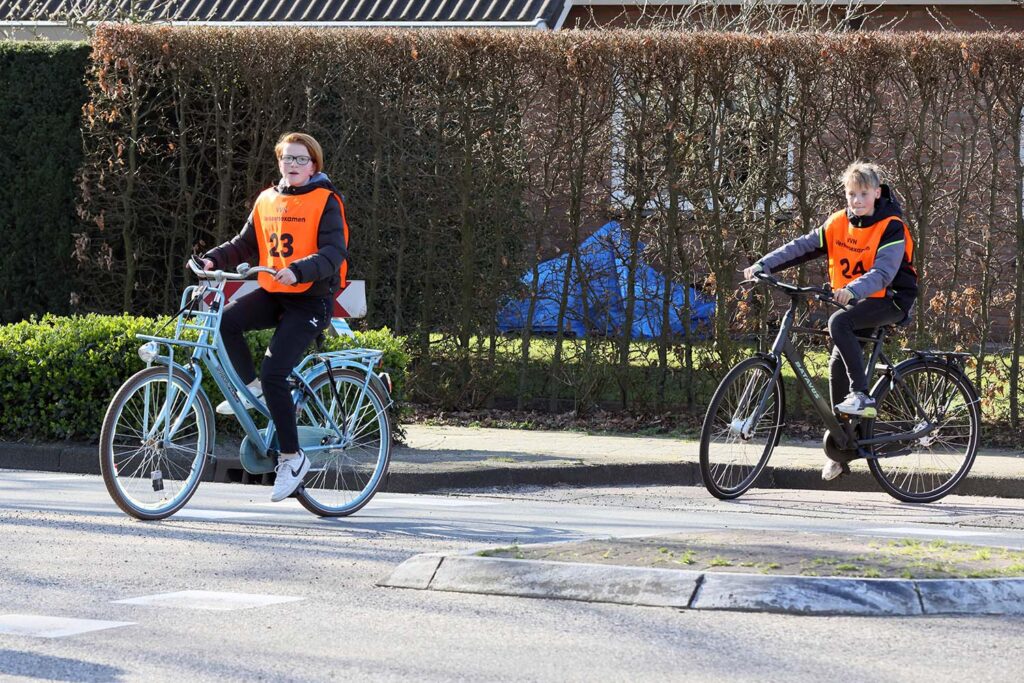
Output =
[{"x1": 822, "y1": 211, "x2": 913, "y2": 298}]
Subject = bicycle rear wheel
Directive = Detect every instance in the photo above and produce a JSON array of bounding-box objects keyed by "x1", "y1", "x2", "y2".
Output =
[
  {"x1": 293, "y1": 368, "x2": 391, "y2": 516},
  {"x1": 699, "y1": 357, "x2": 783, "y2": 499},
  {"x1": 867, "y1": 361, "x2": 980, "y2": 503},
  {"x1": 99, "y1": 366, "x2": 213, "y2": 520}
]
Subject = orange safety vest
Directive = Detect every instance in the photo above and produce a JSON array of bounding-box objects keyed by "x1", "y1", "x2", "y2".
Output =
[
  {"x1": 821, "y1": 210, "x2": 914, "y2": 298},
  {"x1": 252, "y1": 187, "x2": 349, "y2": 294}
]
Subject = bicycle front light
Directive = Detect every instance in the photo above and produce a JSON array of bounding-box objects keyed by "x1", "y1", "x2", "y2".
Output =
[{"x1": 138, "y1": 341, "x2": 160, "y2": 363}]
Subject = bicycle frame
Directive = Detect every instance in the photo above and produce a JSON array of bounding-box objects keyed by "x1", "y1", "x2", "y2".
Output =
[
  {"x1": 136, "y1": 276, "x2": 388, "y2": 474},
  {"x1": 753, "y1": 293, "x2": 936, "y2": 456}
]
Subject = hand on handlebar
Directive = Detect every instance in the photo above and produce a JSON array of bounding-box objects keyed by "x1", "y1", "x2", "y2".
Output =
[
  {"x1": 186, "y1": 256, "x2": 214, "y2": 272},
  {"x1": 273, "y1": 267, "x2": 297, "y2": 286},
  {"x1": 742, "y1": 263, "x2": 765, "y2": 280},
  {"x1": 833, "y1": 287, "x2": 856, "y2": 306}
]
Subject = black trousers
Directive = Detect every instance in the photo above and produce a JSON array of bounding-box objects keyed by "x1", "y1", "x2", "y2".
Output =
[
  {"x1": 220, "y1": 288, "x2": 331, "y2": 453},
  {"x1": 827, "y1": 297, "x2": 906, "y2": 404}
]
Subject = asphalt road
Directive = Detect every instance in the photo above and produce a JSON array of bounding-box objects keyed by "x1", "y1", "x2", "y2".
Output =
[{"x1": 2, "y1": 470, "x2": 1024, "y2": 682}]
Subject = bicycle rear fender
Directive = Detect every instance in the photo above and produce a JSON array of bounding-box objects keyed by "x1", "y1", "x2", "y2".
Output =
[
  {"x1": 872, "y1": 354, "x2": 977, "y2": 400},
  {"x1": 300, "y1": 356, "x2": 394, "y2": 405}
]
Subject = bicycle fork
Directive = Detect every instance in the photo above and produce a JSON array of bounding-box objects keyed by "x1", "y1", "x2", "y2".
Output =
[
  {"x1": 731, "y1": 304, "x2": 794, "y2": 440},
  {"x1": 730, "y1": 362, "x2": 780, "y2": 440}
]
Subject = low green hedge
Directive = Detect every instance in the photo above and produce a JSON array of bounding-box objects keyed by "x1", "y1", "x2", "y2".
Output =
[{"x1": 0, "y1": 314, "x2": 409, "y2": 441}]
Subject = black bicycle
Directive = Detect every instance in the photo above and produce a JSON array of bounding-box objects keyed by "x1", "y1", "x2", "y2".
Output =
[{"x1": 699, "y1": 272, "x2": 980, "y2": 503}]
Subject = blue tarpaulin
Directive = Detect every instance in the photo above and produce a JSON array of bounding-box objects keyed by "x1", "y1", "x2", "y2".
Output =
[{"x1": 497, "y1": 221, "x2": 715, "y2": 338}]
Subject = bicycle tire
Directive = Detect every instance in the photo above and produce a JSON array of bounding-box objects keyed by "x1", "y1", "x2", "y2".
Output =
[
  {"x1": 699, "y1": 356, "x2": 784, "y2": 499},
  {"x1": 99, "y1": 365, "x2": 213, "y2": 520},
  {"x1": 293, "y1": 368, "x2": 392, "y2": 517},
  {"x1": 866, "y1": 360, "x2": 980, "y2": 503}
]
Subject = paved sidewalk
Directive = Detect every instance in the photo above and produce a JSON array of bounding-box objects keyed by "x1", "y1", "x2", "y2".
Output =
[
  {"x1": 2, "y1": 424, "x2": 1023, "y2": 497},
  {"x1": 387, "y1": 425, "x2": 1024, "y2": 498}
]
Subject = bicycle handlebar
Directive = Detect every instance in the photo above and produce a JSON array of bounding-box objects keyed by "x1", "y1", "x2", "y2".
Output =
[
  {"x1": 746, "y1": 272, "x2": 856, "y2": 310},
  {"x1": 188, "y1": 257, "x2": 277, "y2": 282}
]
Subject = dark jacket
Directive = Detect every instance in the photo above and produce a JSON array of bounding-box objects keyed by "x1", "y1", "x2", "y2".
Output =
[{"x1": 205, "y1": 172, "x2": 348, "y2": 298}]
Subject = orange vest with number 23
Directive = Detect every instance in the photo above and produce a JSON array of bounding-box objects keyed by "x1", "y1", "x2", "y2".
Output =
[{"x1": 252, "y1": 187, "x2": 349, "y2": 294}]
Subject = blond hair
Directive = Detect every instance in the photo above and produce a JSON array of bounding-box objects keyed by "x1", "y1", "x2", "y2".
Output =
[
  {"x1": 274, "y1": 132, "x2": 324, "y2": 173},
  {"x1": 842, "y1": 161, "x2": 883, "y2": 190}
]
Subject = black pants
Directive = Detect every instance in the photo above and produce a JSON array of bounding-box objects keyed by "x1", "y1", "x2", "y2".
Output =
[
  {"x1": 220, "y1": 288, "x2": 331, "y2": 453},
  {"x1": 828, "y1": 297, "x2": 906, "y2": 404}
]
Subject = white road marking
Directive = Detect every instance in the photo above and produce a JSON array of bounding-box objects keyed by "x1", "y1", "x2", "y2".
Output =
[
  {"x1": 0, "y1": 614, "x2": 134, "y2": 638},
  {"x1": 172, "y1": 509, "x2": 270, "y2": 520},
  {"x1": 372, "y1": 496, "x2": 500, "y2": 508},
  {"x1": 859, "y1": 526, "x2": 998, "y2": 538},
  {"x1": 113, "y1": 590, "x2": 304, "y2": 611}
]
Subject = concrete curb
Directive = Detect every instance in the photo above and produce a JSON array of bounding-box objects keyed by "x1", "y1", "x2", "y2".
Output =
[
  {"x1": 0, "y1": 442, "x2": 101, "y2": 476},
  {"x1": 378, "y1": 552, "x2": 1024, "y2": 616},
  {"x1": 3, "y1": 440, "x2": 1024, "y2": 498}
]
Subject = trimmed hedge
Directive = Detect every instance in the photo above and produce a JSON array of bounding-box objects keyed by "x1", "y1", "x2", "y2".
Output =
[
  {"x1": 0, "y1": 314, "x2": 409, "y2": 441},
  {"x1": 0, "y1": 41, "x2": 90, "y2": 323}
]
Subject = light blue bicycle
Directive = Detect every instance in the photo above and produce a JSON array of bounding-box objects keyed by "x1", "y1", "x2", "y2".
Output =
[{"x1": 99, "y1": 259, "x2": 393, "y2": 520}]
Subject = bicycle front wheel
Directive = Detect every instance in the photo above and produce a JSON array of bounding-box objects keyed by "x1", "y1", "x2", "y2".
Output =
[
  {"x1": 293, "y1": 368, "x2": 392, "y2": 516},
  {"x1": 699, "y1": 357, "x2": 784, "y2": 499},
  {"x1": 99, "y1": 366, "x2": 213, "y2": 520},
  {"x1": 867, "y1": 361, "x2": 980, "y2": 503}
]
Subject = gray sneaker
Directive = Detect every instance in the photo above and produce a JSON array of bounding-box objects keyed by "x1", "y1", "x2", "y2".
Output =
[
  {"x1": 271, "y1": 451, "x2": 310, "y2": 502},
  {"x1": 821, "y1": 460, "x2": 844, "y2": 481},
  {"x1": 834, "y1": 391, "x2": 877, "y2": 418}
]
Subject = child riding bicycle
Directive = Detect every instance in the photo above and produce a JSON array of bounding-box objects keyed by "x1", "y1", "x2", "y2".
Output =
[
  {"x1": 743, "y1": 161, "x2": 918, "y2": 482},
  {"x1": 195, "y1": 131, "x2": 349, "y2": 502}
]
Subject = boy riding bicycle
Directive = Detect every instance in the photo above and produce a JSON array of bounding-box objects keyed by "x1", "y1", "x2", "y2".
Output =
[
  {"x1": 743, "y1": 161, "x2": 918, "y2": 482},
  {"x1": 196, "y1": 132, "x2": 349, "y2": 502}
]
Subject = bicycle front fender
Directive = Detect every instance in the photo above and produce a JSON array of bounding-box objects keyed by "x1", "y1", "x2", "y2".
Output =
[
  {"x1": 754, "y1": 352, "x2": 786, "y2": 445},
  {"x1": 150, "y1": 357, "x2": 217, "y2": 448}
]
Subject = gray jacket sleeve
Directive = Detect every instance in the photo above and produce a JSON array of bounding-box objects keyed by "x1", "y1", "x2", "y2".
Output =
[
  {"x1": 757, "y1": 226, "x2": 826, "y2": 274},
  {"x1": 845, "y1": 222, "x2": 906, "y2": 298}
]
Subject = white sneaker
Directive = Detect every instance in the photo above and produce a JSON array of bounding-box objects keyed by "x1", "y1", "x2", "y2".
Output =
[
  {"x1": 834, "y1": 391, "x2": 877, "y2": 418},
  {"x1": 821, "y1": 460, "x2": 845, "y2": 481},
  {"x1": 271, "y1": 451, "x2": 310, "y2": 502},
  {"x1": 216, "y1": 382, "x2": 263, "y2": 415}
]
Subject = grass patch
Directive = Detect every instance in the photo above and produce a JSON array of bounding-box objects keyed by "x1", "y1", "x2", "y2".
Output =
[
  {"x1": 477, "y1": 545, "x2": 525, "y2": 560},
  {"x1": 674, "y1": 550, "x2": 698, "y2": 565},
  {"x1": 474, "y1": 533, "x2": 1024, "y2": 580}
]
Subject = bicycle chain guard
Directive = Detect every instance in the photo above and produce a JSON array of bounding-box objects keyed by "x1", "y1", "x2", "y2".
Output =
[
  {"x1": 239, "y1": 434, "x2": 277, "y2": 474},
  {"x1": 240, "y1": 426, "x2": 342, "y2": 475},
  {"x1": 822, "y1": 430, "x2": 858, "y2": 464}
]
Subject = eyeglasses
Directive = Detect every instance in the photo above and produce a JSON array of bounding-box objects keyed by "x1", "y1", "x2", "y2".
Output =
[{"x1": 280, "y1": 155, "x2": 312, "y2": 166}]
